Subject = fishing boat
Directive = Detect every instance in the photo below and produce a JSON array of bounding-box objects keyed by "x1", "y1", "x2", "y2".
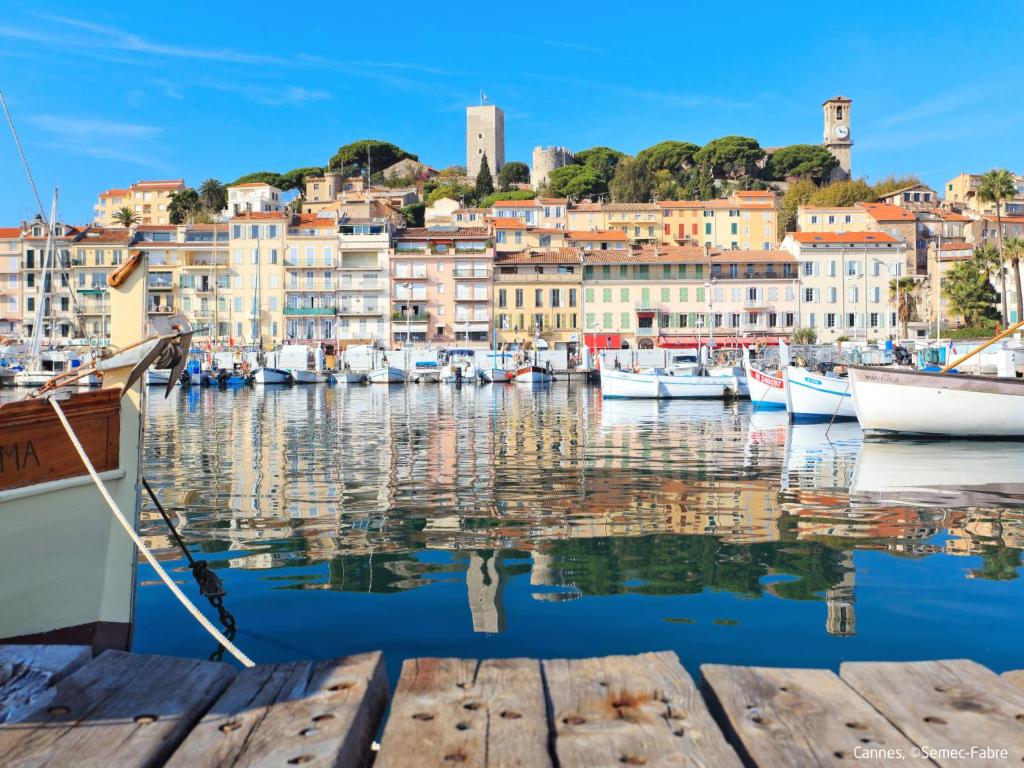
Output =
[
  {"x1": 252, "y1": 366, "x2": 293, "y2": 385},
  {"x1": 480, "y1": 333, "x2": 513, "y2": 383},
  {"x1": 336, "y1": 369, "x2": 366, "y2": 384},
  {"x1": 145, "y1": 368, "x2": 173, "y2": 386},
  {"x1": 440, "y1": 348, "x2": 479, "y2": 383},
  {"x1": 850, "y1": 366, "x2": 1024, "y2": 437},
  {"x1": 0, "y1": 249, "x2": 194, "y2": 650},
  {"x1": 600, "y1": 366, "x2": 727, "y2": 399},
  {"x1": 367, "y1": 365, "x2": 406, "y2": 384},
  {"x1": 744, "y1": 348, "x2": 787, "y2": 410},
  {"x1": 411, "y1": 361, "x2": 441, "y2": 383},
  {"x1": 515, "y1": 364, "x2": 554, "y2": 384},
  {"x1": 278, "y1": 343, "x2": 329, "y2": 383},
  {"x1": 784, "y1": 365, "x2": 856, "y2": 422},
  {"x1": 481, "y1": 367, "x2": 513, "y2": 383}
]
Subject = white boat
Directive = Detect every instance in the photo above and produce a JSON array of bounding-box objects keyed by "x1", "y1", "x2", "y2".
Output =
[
  {"x1": 1, "y1": 250, "x2": 193, "y2": 649},
  {"x1": 252, "y1": 367, "x2": 293, "y2": 385},
  {"x1": 411, "y1": 362, "x2": 441, "y2": 383},
  {"x1": 707, "y1": 364, "x2": 748, "y2": 398},
  {"x1": 515, "y1": 365, "x2": 554, "y2": 384},
  {"x1": 849, "y1": 365, "x2": 1024, "y2": 437},
  {"x1": 291, "y1": 369, "x2": 328, "y2": 384},
  {"x1": 784, "y1": 365, "x2": 856, "y2": 422},
  {"x1": 367, "y1": 366, "x2": 406, "y2": 384},
  {"x1": 600, "y1": 366, "x2": 726, "y2": 399},
  {"x1": 336, "y1": 370, "x2": 366, "y2": 384},
  {"x1": 744, "y1": 358, "x2": 787, "y2": 410},
  {"x1": 146, "y1": 369, "x2": 172, "y2": 386},
  {"x1": 481, "y1": 368, "x2": 513, "y2": 383}
]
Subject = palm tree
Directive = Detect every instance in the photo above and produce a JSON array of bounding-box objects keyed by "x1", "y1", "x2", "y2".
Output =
[
  {"x1": 889, "y1": 276, "x2": 918, "y2": 338},
  {"x1": 1004, "y1": 236, "x2": 1024, "y2": 323},
  {"x1": 111, "y1": 206, "x2": 140, "y2": 228},
  {"x1": 199, "y1": 178, "x2": 227, "y2": 214},
  {"x1": 973, "y1": 242, "x2": 1004, "y2": 321},
  {"x1": 977, "y1": 168, "x2": 1016, "y2": 324}
]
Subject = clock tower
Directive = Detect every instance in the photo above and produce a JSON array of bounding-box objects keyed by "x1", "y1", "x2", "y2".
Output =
[{"x1": 822, "y1": 95, "x2": 852, "y2": 180}]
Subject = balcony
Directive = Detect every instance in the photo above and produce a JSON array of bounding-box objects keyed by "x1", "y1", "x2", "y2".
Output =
[
  {"x1": 452, "y1": 269, "x2": 491, "y2": 279},
  {"x1": 148, "y1": 278, "x2": 174, "y2": 290},
  {"x1": 148, "y1": 304, "x2": 175, "y2": 314},
  {"x1": 284, "y1": 306, "x2": 336, "y2": 316},
  {"x1": 454, "y1": 295, "x2": 489, "y2": 302},
  {"x1": 635, "y1": 326, "x2": 659, "y2": 337},
  {"x1": 493, "y1": 272, "x2": 579, "y2": 283},
  {"x1": 391, "y1": 311, "x2": 428, "y2": 322},
  {"x1": 743, "y1": 296, "x2": 772, "y2": 309},
  {"x1": 338, "y1": 305, "x2": 384, "y2": 316}
]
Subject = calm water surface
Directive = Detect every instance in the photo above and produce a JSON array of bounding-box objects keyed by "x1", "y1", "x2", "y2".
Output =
[{"x1": 127, "y1": 383, "x2": 1023, "y2": 680}]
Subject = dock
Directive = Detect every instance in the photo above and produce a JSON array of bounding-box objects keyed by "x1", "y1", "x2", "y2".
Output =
[{"x1": 1, "y1": 646, "x2": 1023, "y2": 766}]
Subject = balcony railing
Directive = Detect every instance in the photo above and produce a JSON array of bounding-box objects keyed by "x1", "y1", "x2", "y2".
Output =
[
  {"x1": 391, "y1": 311, "x2": 428, "y2": 322},
  {"x1": 284, "y1": 306, "x2": 336, "y2": 316},
  {"x1": 338, "y1": 305, "x2": 384, "y2": 315},
  {"x1": 454, "y1": 295, "x2": 489, "y2": 302},
  {"x1": 635, "y1": 326, "x2": 659, "y2": 336},
  {"x1": 452, "y1": 269, "x2": 491, "y2": 279},
  {"x1": 493, "y1": 273, "x2": 579, "y2": 283},
  {"x1": 148, "y1": 279, "x2": 174, "y2": 289},
  {"x1": 148, "y1": 305, "x2": 174, "y2": 314}
]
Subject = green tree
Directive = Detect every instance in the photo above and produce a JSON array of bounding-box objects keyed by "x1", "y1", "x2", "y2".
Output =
[
  {"x1": 609, "y1": 156, "x2": 653, "y2": 203},
  {"x1": 1003, "y1": 235, "x2": 1024, "y2": 323},
  {"x1": 198, "y1": 178, "x2": 227, "y2": 212},
  {"x1": 576, "y1": 146, "x2": 626, "y2": 183},
  {"x1": 978, "y1": 168, "x2": 1016, "y2": 324},
  {"x1": 777, "y1": 178, "x2": 818, "y2": 239},
  {"x1": 872, "y1": 175, "x2": 922, "y2": 199},
  {"x1": 651, "y1": 169, "x2": 682, "y2": 201},
  {"x1": 475, "y1": 153, "x2": 494, "y2": 198},
  {"x1": 111, "y1": 206, "x2": 141, "y2": 228},
  {"x1": 327, "y1": 140, "x2": 416, "y2": 176},
  {"x1": 890, "y1": 276, "x2": 919, "y2": 338},
  {"x1": 479, "y1": 190, "x2": 537, "y2": 208},
  {"x1": 942, "y1": 259, "x2": 1000, "y2": 326},
  {"x1": 680, "y1": 161, "x2": 716, "y2": 201},
  {"x1": 636, "y1": 141, "x2": 700, "y2": 174},
  {"x1": 693, "y1": 136, "x2": 764, "y2": 179},
  {"x1": 426, "y1": 182, "x2": 475, "y2": 206},
  {"x1": 547, "y1": 165, "x2": 606, "y2": 199},
  {"x1": 497, "y1": 161, "x2": 530, "y2": 191},
  {"x1": 792, "y1": 327, "x2": 817, "y2": 344},
  {"x1": 809, "y1": 179, "x2": 875, "y2": 207},
  {"x1": 232, "y1": 171, "x2": 285, "y2": 187},
  {"x1": 763, "y1": 144, "x2": 838, "y2": 183},
  {"x1": 277, "y1": 166, "x2": 324, "y2": 193},
  {"x1": 167, "y1": 188, "x2": 202, "y2": 224},
  {"x1": 400, "y1": 201, "x2": 425, "y2": 227}
]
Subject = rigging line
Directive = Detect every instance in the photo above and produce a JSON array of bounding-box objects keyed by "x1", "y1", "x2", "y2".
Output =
[
  {"x1": 49, "y1": 395, "x2": 255, "y2": 667},
  {"x1": 0, "y1": 89, "x2": 47, "y2": 222}
]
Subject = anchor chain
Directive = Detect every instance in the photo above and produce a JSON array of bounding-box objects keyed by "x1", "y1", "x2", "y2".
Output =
[{"x1": 142, "y1": 477, "x2": 239, "y2": 662}]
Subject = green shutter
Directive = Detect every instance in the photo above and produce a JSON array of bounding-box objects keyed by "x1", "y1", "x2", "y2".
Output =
[
  {"x1": 585, "y1": 287, "x2": 594, "y2": 302},
  {"x1": 603, "y1": 288, "x2": 612, "y2": 302},
  {"x1": 620, "y1": 312, "x2": 630, "y2": 329},
  {"x1": 696, "y1": 287, "x2": 705, "y2": 302},
  {"x1": 620, "y1": 287, "x2": 630, "y2": 302},
  {"x1": 603, "y1": 312, "x2": 612, "y2": 329},
  {"x1": 661, "y1": 287, "x2": 670, "y2": 301},
  {"x1": 641, "y1": 287, "x2": 650, "y2": 304}
]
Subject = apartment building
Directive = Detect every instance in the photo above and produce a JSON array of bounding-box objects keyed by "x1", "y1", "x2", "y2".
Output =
[
  {"x1": 229, "y1": 212, "x2": 288, "y2": 346},
  {"x1": 336, "y1": 218, "x2": 392, "y2": 347},
  {"x1": 490, "y1": 198, "x2": 568, "y2": 229},
  {"x1": 225, "y1": 182, "x2": 284, "y2": 216},
  {"x1": 0, "y1": 227, "x2": 20, "y2": 337},
  {"x1": 493, "y1": 219, "x2": 568, "y2": 252},
  {"x1": 875, "y1": 183, "x2": 939, "y2": 211},
  {"x1": 390, "y1": 228, "x2": 492, "y2": 346},
  {"x1": 946, "y1": 172, "x2": 1024, "y2": 216},
  {"x1": 93, "y1": 179, "x2": 186, "y2": 226},
  {"x1": 493, "y1": 250, "x2": 582, "y2": 349},
  {"x1": 19, "y1": 217, "x2": 79, "y2": 344},
  {"x1": 781, "y1": 232, "x2": 905, "y2": 342},
  {"x1": 659, "y1": 191, "x2": 778, "y2": 251},
  {"x1": 929, "y1": 242, "x2": 975, "y2": 327},
  {"x1": 69, "y1": 227, "x2": 134, "y2": 338},
  {"x1": 282, "y1": 214, "x2": 340, "y2": 345},
  {"x1": 582, "y1": 247, "x2": 798, "y2": 349},
  {"x1": 797, "y1": 202, "x2": 921, "y2": 273},
  {"x1": 568, "y1": 203, "x2": 660, "y2": 244}
]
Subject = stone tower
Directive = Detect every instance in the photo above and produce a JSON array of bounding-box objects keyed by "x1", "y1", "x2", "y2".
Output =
[
  {"x1": 822, "y1": 95, "x2": 852, "y2": 181},
  {"x1": 466, "y1": 104, "x2": 505, "y2": 180},
  {"x1": 531, "y1": 146, "x2": 575, "y2": 189}
]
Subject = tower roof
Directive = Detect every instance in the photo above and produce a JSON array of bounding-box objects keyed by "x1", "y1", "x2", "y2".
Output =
[{"x1": 822, "y1": 95, "x2": 852, "y2": 105}]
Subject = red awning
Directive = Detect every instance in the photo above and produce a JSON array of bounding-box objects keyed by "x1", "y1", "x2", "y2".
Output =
[
  {"x1": 636, "y1": 311, "x2": 656, "y2": 319},
  {"x1": 583, "y1": 332, "x2": 623, "y2": 351}
]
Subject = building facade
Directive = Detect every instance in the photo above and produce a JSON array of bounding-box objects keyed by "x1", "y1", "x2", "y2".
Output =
[
  {"x1": 225, "y1": 182, "x2": 284, "y2": 216},
  {"x1": 0, "y1": 227, "x2": 21, "y2": 337},
  {"x1": 493, "y1": 250, "x2": 582, "y2": 350},
  {"x1": 336, "y1": 218, "x2": 392, "y2": 347},
  {"x1": 531, "y1": 146, "x2": 574, "y2": 189},
  {"x1": 466, "y1": 104, "x2": 505, "y2": 179},
  {"x1": 69, "y1": 227, "x2": 134, "y2": 339},
  {"x1": 946, "y1": 172, "x2": 1024, "y2": 216},
  {"x1": 94, "y1": 179, "x2": 186, "y2": 226},
  {"x1": 19, "y1": 218, "x2": 78, "y2": 345},
  {"x1": 660, "y1": 191, "x2": 778, "y2": 251}
]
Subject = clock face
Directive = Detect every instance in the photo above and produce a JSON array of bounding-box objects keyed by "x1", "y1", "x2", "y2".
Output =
[{"x1": 833, "y1": 124, "x2": 849, "y2": 139}]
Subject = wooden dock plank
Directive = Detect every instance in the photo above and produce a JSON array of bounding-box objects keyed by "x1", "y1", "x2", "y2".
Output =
[
  {"x1": 165, "y1": 651, "x2": 387, "y2": 768},
  {"x1": 0, "y1": 649, "x2": 233, "y2": 768},
  {"x1": 841, "y1": 659, "x2": 1024, "y2": 767},
  {"x1": 544, "y1": 651, "x2": 740, "y2": 768},
  {"x1": 0, "y1": 645, "x2": 91, "y2": 724},
  {"x1": 701, "y1": 664, "x2": 923, "y2": 767},
  {"x1": 376, "y1": 657, "x2": 550, "y2": 768},
  {"x1": 1003, "y1": 669, "x2": 1024, "y2": 694}
]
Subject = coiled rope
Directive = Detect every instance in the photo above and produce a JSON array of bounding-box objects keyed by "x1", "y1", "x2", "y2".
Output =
[{"x1": 49, "y1": 396, "x2": 255, "y2": 667}]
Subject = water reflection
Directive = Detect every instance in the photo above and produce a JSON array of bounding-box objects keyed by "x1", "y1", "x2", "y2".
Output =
[{"x1": 125, "y1": 384, "x2": 1024, "y2": 670}]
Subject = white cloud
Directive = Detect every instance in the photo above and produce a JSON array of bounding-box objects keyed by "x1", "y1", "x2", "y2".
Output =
[{"x1": 28, "y1": 115, "x2": 162, "y2": 140}]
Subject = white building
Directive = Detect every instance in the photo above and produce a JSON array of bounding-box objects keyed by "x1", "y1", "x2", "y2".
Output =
[
  {"x1": 225, "y1": 182, "x2": 284, "y2": 217},
  {"x1": 781, "y1": 231, "x2": 905, "y2": 342},
  {"x1": 336, "y1": 217, "x2": 393, "y2": 346}
]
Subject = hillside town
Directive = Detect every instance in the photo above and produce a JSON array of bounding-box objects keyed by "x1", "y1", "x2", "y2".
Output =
[{"x1": 2, "y1": 95, "x2": 1022, "y2": 356}]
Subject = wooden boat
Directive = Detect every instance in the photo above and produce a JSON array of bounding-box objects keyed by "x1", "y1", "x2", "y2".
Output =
[
  {"x1": 336, "y1": 370, "x2": 366, "y2": 384},
  {"x1": 0, "y1": 252, "x2": 193, "y2": 650},
  {"x1": 515, "y1": 365, "x2": 554, "y2": 384},
  {"x1": 481, "y1": 368, "x2": 513, "y2": 383},
  {"x1": 784, "y1": 365, "x2": 856, "y2": 422},
  {"x1": 367, "y1": 366, "x2": 406, "y2": 384},
  {"x1": 744, "y1": 356, "x2": 787, "y2": 410},
  {"x1": 291, "y1": 369, "x2": 328, "y2": 384},
  {"x1": 850, "y1": 365, "x2": 1024, "y2": 437},
  {"x1": 251, "y1": 367, "x2": 293, "y2": 385},
  {"x1": 599, "y1": 366, "x2": 726, "y2": 399}
]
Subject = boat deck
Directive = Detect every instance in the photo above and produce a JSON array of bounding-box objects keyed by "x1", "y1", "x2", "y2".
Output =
[{"x1": 1, "y1": 645, "x2": 1022, "y2": 766}]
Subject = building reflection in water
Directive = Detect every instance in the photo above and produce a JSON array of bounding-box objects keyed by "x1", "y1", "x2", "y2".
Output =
[{"x1": 141, "y1": 384, "x2": 1024, "y2": 639}]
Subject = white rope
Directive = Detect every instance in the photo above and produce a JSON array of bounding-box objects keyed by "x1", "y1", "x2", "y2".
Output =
[{"x1": 49, "y1": 396, "x2": 255, "y2": 667}]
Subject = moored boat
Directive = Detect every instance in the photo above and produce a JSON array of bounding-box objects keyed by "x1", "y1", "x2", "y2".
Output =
[
  {"x1": 481, "y1": 368, "x2": 513, "y2": 383},
  {"x1": 291, "y1": 369, "x2": 328, "y2": 384},
  {"x1": 411, "y1": 362, "x2": 441, "y2": 383},
  {"x1": 515, "y1": 365, "x2": 554, "y2": 384},
  {"x1": 252, "y1": 367, "x2": 294, "y2": 385},
  {"x1": 367, "y1": 366, "x2": 406, "y2": 384},
  {"x1": 784, "y1": 365, "x2": 856, "y2": 422},
  {"x1": 600, "y1": 366, "x2": 726, "y2": 399},
  {"x1": 744, "y1": 357, "x2": 787, "y2": 410},
  {"x1": 336, "y1": 370, "x2": 367, "y2": 384},
  {"x1": 849, "y1": 365, "x2": 1024, "y2": 437}
]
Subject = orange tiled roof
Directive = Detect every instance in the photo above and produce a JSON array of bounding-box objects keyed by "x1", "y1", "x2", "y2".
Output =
[
  {"x1": 492, "y1": 199, "x2": 540, "y2": 208},
  {"x1": 735, "y1": 190, "x2": 775, "y2": 197},
  {"x1": 659, "y1": 199, "x2": 770, "y2": 211},
  {"x1": 494, "y1": 250, "x2": 581, "y2": 265},
  {"x1": 566, "y1": 230, "x2": 629, "y2": 242},
  {"x1": 536, "y1": 197, "x2": 568, "y2": 205},
  {"x1": 983, "y1": 215, "x2": 1024, "y2": 224},
  {"x1": 74, "y1": 226, "x2": 135, "y2": 244},
  {"x1": 293, "y1": 214, "x2": 336, "y2": 228},
  {"x1": 492, "y1": 218, "x2": 527, "y2": 229},
  {"x1": 931, "y1": 209, "x2": 970, "y2": 222},
  {"x1": 0, "y1": 227, "x2": 21, "y2": 238},
  {"x1": 860, "y1": 203, "x2": 916, "y2": 222},
  {"x1": 99, "y1": 188, "x2": 130, "y2": 198},
  {"x1": 133, "y1": 179, "x2": 185, "y2": 189},
  {"x1": 938, "y1": 242, "x2": 973, "y2": 251},
  {"x1": 789, "y1": 231, "x2": 901, "y2": 244},
  {"x1": 230, "y1": 211, "x2": 289, "y2": 221},
  {"x1": 395, "y1": 227, "x2": 490, "y2": 239}
]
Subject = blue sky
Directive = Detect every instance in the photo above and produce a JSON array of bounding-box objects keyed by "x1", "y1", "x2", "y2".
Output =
[{"x1": 1, "y1": 1, "x2": 1021, "y2": 224}]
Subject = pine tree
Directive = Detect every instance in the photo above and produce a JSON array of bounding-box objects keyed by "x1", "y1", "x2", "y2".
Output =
[{"x1": 475, "y1": 153, "x2": 494, "y2": 198}]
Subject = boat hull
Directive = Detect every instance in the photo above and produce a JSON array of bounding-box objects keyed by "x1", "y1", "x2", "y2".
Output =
[
  {"x1": 337, "y1": 371, "x2": 367, "y2": 384},
  {"x1": 515, "y1": 366, "x2": 553, "y2": 383},
  {"x1": 708, "y1": 365, "x2": 749, "y2": 397},
  {"x1": 367, "y1": 366, "x2": 406, "y2": 384},
  {"x1": 290, "y1": 369, "x2": 327, "y2": 384},
  {"x1": 600, "y1": 367, "x2": 726, "y2": 399},
  {"x1": 850, "y1": 365, "x2": 1024, "y2": 437},
  {"x1": 252, "y1": 367, "x2": 293, "y2": 385},
  {"x1": 744, "y1": 360, "x2": 787, "y2": 410},
  {"x1": 482, "y1": 368, "x2": 513, "y2": 383},
  {"x1": 412, "y1": 370, "x2": 441, "y2": 384},
  {"x1": 785, "y1": 366, "x2": 856, "y2": 421}
]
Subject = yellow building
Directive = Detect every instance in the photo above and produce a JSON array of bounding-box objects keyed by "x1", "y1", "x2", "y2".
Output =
[
  {"x1": 945, "y1": 172, "x2": 1024, "y2": 215},
  {"x1": 69, "y1": 227, "x2": 134, "y2": 338},
  {"x1": 659, "y1": 190, "x2": 778, "y2": 251},
  {"x1": 93, "y1": 179, "x2": 185, "y2": 226},
  {"x1": 229, "y1": 212, "x2": 288, "y2": 346},
  {"x1": 493, "y1": 250, "x2": 582, "y2": 350},
  {"x1": 493, "y1": 219, "x2": 568, "y2": 252},
  {"x1": 567, "y1": 203, "x2": 660, "y2": 243}
]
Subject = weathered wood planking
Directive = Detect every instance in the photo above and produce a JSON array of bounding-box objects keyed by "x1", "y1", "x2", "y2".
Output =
[
  {"x1": 0, "y1": 649, "x2": 233, "y2": 768},
  {"x1": 841, "y1": 659, "x2": 1024, "y2": 767},
  {"x1": 165, "y1": 651, "x2": 387, "y2": 768},
  {"x1": 1003, "y1": 669, "x2": 1024, "y2": 694},
  {"x1": 701, "y1": 664, "x2": 923, "y2": 767},
  {"x1": 544, "y1": 651, "x2": 741, "y2": 768},
  {"x1": 376, "y1": 657, "x2": 551, "y2": 768},
  {"x1": 0, "y1": 645, "x2": 92, "y2": 724}
]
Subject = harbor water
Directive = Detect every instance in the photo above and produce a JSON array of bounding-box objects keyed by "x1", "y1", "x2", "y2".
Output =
[{"x1": 31, "y1": 383, "x2": 1024, "y2": 679}]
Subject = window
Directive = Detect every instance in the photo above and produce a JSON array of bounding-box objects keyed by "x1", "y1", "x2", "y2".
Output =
[
  {"x1": 498, "y1": 289, "x2": 507, "y2": 308},
  {"x1": 730, "y1": 223, "x2": 737, "y2": 235},
  {"x1": 870, "y1": 312, "x2": 880, "y2": 327},
  {"x1": 704, "y1": 223, "x2": 712, "y2": 235},
  {"x1": 828, "y1": 287, "x2": 837, "y2": 303},
  {"x1": 568, "y1": 289, "x2": 577, "y2": 307},
  {"x1": 602, "y1": 312, "x2": 612, "y2": 329},
  {"x1": 846, "y1": 260, "x2": 858, "y2": 276},
  {"x1": 811, "y1": 215, "x2": 818, "y2": 224},
  {"x1": 535, "y1": 288, "x2": 543, "y2": 307},
  {"x1": 515, "y1": 289, "x2": 524, "y2": 308},
  {"x1": 802, "y1": 261, "x2": 815, "y2": 276},
  {"x1": 619, "y1": 288, "x2": 630, "y2": 302},
  {"x1": 602, "y1": 288, "x2": 612, "y2": 302},
  {"x1": 585, "y1": 287, "x2": 594, "y2": 303},
  {"x1": 551, "y1": 289, "x2": 561, "y2": 308},
  {"x1": 620, "y1": 312, "x2": 630, "y2": 329},
  {"x1": 826, "y1": 313, "x2": 836, "y2": 328}
]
